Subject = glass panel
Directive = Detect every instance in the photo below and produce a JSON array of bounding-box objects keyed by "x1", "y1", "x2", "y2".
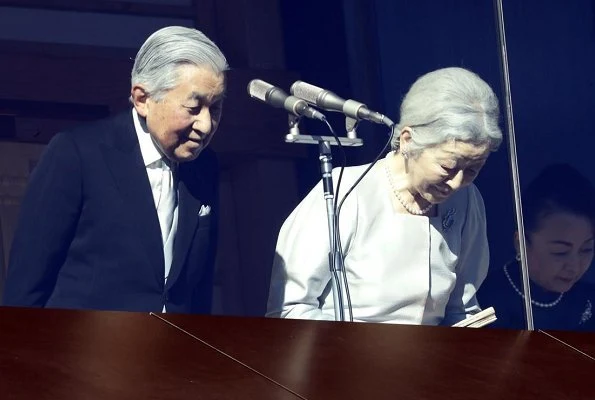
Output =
[
  {"x1": 491, "y1": 0, "x2": 595, "y2": 332},
  {"x1": 373, "y1": 0, "x2": 523, "y2": 328},
  {"x1": 271, "y1": 0, "x2": 523, "y2": 327}
]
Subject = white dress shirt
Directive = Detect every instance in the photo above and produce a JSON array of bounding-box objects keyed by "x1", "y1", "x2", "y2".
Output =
[
  {"x1": 266, "y1": 160, "x2": 490, "y2": 326},
  {"x1": 132, "y1": 109, "x2": 178, "y2": 308}
]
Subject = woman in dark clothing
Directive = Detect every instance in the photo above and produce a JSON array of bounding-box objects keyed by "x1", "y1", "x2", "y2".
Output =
[{"x1": 478, "y1": 164, "x2": 594, "y2": 331}]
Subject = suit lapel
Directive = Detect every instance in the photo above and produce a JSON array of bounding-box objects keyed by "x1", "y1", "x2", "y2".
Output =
[
  {"x1": 101, "y1": 111, "x2": 164, "y2": 287},
  {"x1": 167, "y1": 163, "x2": 202, "y2": 289}
]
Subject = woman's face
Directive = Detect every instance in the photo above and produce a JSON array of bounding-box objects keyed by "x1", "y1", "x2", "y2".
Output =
[
  {"x1": 523, "y1": 212, "x2": 594, "y2": 293},
  {"x1": 405, "y1": 139, "x2": 490, "y2": 204}
]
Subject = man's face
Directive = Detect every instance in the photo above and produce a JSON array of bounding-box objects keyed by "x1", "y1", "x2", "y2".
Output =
[{"x1": 135, "y1": 65, "x2": 225, "y2": 163}]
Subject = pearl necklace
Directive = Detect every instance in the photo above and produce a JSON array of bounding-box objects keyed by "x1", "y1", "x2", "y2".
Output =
[
  {"x1": 503, "y1": 263, "x2": 564, "y2": 308},
  {"x1": 383, "y1": 155, "x2": 432, "y2": 215}
]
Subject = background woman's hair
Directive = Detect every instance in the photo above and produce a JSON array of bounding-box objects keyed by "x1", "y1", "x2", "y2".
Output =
[{"x1": 523, "y1": 163, "x2": 595, "y2": 236}]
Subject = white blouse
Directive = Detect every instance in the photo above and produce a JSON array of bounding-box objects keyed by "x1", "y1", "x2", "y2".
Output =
[{"x1": 266, "y1": 160, "x2": 490, "y2": 326}]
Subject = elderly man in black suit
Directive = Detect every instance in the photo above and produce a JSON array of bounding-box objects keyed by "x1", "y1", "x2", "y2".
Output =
[{"x1": 3, "y1": 26, "x2": 227, "y2": 314}]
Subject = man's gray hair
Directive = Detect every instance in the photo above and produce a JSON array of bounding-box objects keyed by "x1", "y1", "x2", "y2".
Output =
[
  {"x1": 392, "y1": 67, "x2": 503, "y2": 155},
  {"x1": 130, "y1": 26, "x2": 228, "y2": 102}
]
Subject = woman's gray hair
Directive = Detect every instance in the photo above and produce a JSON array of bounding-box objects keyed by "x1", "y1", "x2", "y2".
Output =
[
  {"x1": 392, "y1": 67, "x2": 503, "y2": 155},
  {"x1": 130, "y1": 26, "x2": 228, "y2": 102}
]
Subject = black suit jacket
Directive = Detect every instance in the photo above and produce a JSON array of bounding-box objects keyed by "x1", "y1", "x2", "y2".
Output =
[{"x1": 2, "y1": 111, "x2": 219, "y2": 313}]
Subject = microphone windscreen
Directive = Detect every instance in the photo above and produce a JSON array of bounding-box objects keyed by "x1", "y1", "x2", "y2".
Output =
[
  {"x1": 247, "y1": 79, "x2": 273, "y2": 102},
  {"x1": 290, "y1": 81, "x2": 323, "y2": 105}
]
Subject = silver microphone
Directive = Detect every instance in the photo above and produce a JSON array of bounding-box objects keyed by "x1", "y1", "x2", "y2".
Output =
[
  {"x1": 247, "y1": 79, "x2": 326, "y2": 121},
  {"x1": 290, "y1": 80, "x2": 393, "y2": 127}
]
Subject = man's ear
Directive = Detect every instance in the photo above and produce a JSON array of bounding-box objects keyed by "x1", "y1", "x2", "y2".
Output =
[{"x1": 131, "y1": 85, "x2": 149, "y2": 117}]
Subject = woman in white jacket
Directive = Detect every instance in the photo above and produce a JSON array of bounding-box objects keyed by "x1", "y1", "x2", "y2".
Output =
[{"x1": 267, "y1": 67, "x2": 502, "y2": 326}]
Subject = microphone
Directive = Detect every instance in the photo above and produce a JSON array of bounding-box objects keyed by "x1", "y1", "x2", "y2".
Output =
[
  {"x1": 290, "y1": 81, "x2": 394, "y2": 127},
  {"x1": 247, "y1": 79, "x2": 326, "y2": 121}
]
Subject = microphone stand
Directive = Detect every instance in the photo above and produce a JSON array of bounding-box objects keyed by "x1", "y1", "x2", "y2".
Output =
[
  {"x1": 285, "y1": 114, "x2": 364, "y2": 146},
  {"x1": 285, "y1": 115, "x2": 361, "y2": 321},
  {"x1": 319, "y1": 140, "x2": 347, "y2": 321}
]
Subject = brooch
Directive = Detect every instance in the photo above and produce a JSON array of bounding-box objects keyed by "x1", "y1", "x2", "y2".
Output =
[{"x1": 441, "y1": 208, "x2": 456, "y2": 232}]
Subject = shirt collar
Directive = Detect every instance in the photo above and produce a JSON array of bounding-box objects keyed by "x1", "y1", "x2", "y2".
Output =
[{"x1": 132, "y1": 108, "x2": 164, "y2": 167}]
